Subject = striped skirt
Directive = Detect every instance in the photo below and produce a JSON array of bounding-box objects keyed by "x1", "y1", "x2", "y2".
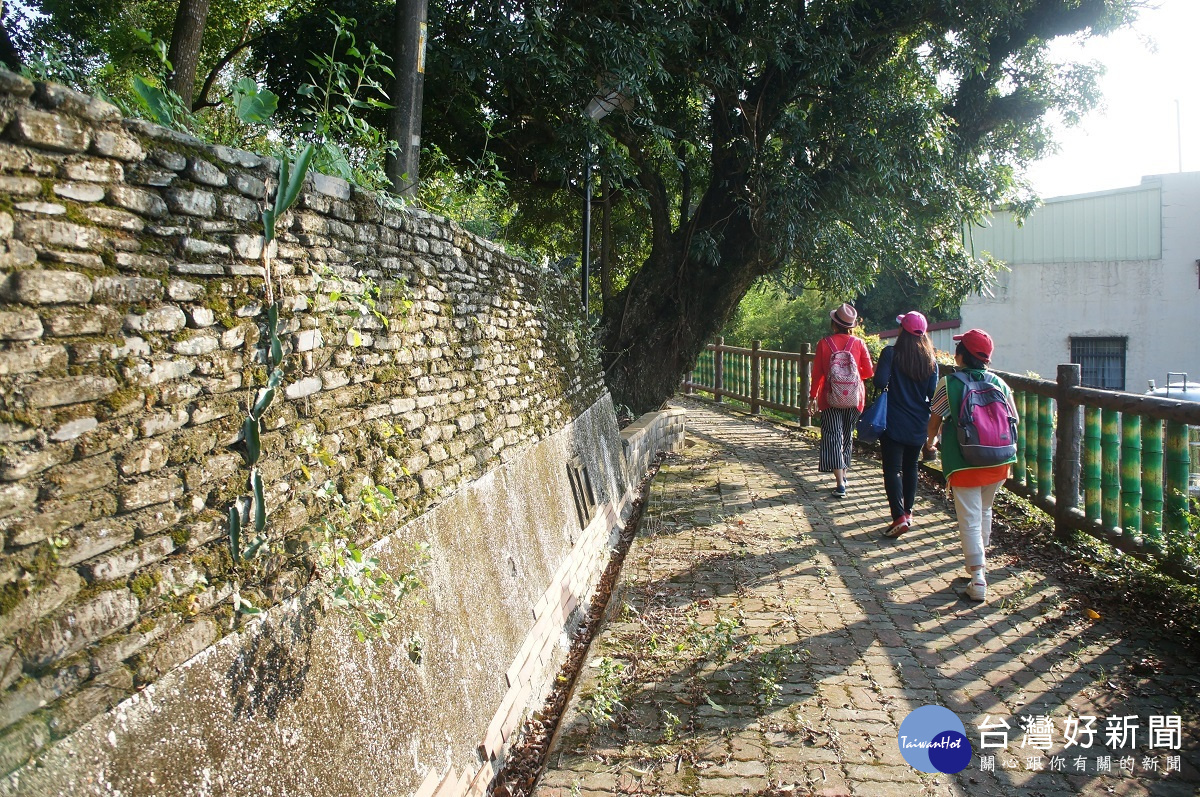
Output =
[{"x1": 818, "y1": 407, "x2": 860, "y2": 472}]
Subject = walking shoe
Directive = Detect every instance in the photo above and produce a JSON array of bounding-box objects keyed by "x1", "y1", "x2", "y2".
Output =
[
  {"x1": 882, "y1": 516, "x2": 909, "y2": 538},
  {"x1": 904, "y1": 512, "x2": 914, "y2": 528},
  {"x1": 963, "y1": 569, "x2": 987, "y2": 601},
  {"x1": 832, "y1": 484, "x2": 847, "y2": 499}
]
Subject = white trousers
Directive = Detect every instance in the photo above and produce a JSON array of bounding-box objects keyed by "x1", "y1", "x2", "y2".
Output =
[{"x1": 952, "y1": 480, "x2": 1003, "y2": 569}]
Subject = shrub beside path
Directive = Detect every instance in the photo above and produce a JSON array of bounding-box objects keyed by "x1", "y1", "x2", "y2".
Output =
[{"x1": 533, "y1": 398, "x2": 1200, "y2": 797}]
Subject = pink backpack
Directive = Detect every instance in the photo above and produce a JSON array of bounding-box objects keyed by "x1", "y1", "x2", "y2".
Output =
[
  {"x1": 952, "y1": 371, "x2": 1017, "y2": 466},
  {"x1": 825, "y1": 338, "x2": 863, "y2": 408}
]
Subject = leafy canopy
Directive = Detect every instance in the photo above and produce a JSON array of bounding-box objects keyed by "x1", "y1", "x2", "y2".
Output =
[{"x1": 418, "y1": 0, "x2": 1129, "y2": 304}]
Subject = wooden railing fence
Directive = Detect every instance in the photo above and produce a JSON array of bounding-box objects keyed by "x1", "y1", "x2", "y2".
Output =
[
  {"x1": 682, "y1": 337, "x2": 816, "y2": 424},
  {"x1": 682, "y1": 338, "x2": 1199, "y2": 584}
]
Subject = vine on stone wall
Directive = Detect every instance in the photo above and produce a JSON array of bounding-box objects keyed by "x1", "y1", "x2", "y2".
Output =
[{"x1": 228, "y1": 145, "x2": 314, "y2": 565}]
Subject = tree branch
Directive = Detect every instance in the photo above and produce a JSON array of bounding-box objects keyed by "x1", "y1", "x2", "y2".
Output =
[{"x1": 192, "y1": 27, "x2": 266, "y2": 111}]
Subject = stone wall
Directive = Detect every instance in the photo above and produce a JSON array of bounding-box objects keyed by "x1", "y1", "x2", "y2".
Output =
[
  {"x1": 0, "y1": 71, "x2": 618, "y2": 792},
  {"x1": 620, "y1": 407, "x2": 687, "y2": 489}
]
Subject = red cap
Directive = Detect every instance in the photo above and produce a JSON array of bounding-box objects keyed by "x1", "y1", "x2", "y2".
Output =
[{"x1": 952, "y1": 329, "x2": 994, "y2": 362}]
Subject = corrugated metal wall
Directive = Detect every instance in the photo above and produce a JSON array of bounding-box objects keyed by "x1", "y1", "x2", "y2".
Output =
[{"x1": 966, "y1": 184, "x2": 1162, "y2": 264}]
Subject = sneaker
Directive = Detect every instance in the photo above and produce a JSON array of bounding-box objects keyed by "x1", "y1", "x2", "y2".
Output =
[
  {"x1": 904, "y1": 512, "x2": 914, "y2": 528},
  {"x1": 882, "y1": 516, "x2": 909, "y2": 538},
  {"x1": 832, "y1": 484, "x2": 847, "y2": 499},
  {"x1": 964, "y1": 570, "x2": 987, "y2": 601}
]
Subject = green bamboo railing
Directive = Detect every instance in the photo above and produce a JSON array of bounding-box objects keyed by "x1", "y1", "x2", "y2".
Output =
[
  {"x1": 1083, "y1": 407, "x2": 1102, "y2": 522},
  {"x1": 1143, "y1": 421, "x2": 1164, "y2": 544},
  {"x1": 991, "y1": 365, "x2": 1198, "y2": 585},
  {"x1": 682, "y1": 338, "x2": 815, "y2": 424},
  {"x1": 1014, "y1": 391, "x2": 1028, "y2": 489}
]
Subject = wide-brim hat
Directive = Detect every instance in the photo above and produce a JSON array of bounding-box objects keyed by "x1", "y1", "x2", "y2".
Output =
[
  {"x1": 829, "y1": 303, "x2": 858, "y2": 328},
  {"x1": 896, "y1": 311, "x2": 928, "y2": 335},
  {"x1": 953, "y1": 328, "x2": 994, "y2": 362}
]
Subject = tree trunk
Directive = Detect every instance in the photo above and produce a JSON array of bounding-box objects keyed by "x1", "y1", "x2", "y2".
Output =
[
  {"x1": 0, "y1": 16, "x2": 20, "y2": 71},
  {"x1": 167, "y1": 0, "x2": 211, "y2": 106},
  {"x1": 599, "y1": 209, "x2": 766, "y2": 413}
]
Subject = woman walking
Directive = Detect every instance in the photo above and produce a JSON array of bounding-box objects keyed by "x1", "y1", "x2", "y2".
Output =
[
  {"x1": 808, "y1": 303, "x2": 873, "y2": 498},
  {"x1": 876, "y1": 312, "x2": 939, "y2": 537},
  {"x1": 924, "y1": 329, "x2": 1019, "y2": 601}
]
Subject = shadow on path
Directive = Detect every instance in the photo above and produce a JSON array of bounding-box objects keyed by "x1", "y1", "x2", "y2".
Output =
[{"x1": 535, "y1": 399, "x2": 1200, "y2": 797}]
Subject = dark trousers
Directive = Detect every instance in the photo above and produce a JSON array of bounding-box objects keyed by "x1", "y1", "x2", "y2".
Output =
[{"x1": 880, "y1": 433, "x2": 921, "y2": 521}]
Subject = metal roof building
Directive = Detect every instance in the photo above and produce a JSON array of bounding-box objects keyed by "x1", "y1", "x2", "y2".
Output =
[{"x1": 959, "y1": 171, "x2": 1200, "y2": 394}]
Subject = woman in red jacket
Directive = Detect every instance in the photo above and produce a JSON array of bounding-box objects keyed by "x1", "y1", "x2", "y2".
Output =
[{"x1": 807, "y1": 303, "x2": 874, "y2": 498}]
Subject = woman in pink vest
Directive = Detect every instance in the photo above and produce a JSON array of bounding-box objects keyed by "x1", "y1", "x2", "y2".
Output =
[{"x1": 808, "y1": 303, "x2": 874, "y2": 498}]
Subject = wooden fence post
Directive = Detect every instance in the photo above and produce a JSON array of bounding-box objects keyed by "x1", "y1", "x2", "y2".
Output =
[
  {"x1": 713, "y1": 336, "x2": 724, "y2": 404},
  {"x1": 799, "y1": 342, "x2": 812, "y2": 426},
  {"x1": 1054, "y1": 364, "x2": 1082, "y2": 538},
  {"x1": 750, "y1": 341, "x2": 761, "y2": 415}
]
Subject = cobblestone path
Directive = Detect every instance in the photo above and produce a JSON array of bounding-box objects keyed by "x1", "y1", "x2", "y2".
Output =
[{"x1": 534, "y1": 399, "x2": 1200, "y2": 797}]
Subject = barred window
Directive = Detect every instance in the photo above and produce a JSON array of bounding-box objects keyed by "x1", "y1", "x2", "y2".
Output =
[{"x1": 1070, "y1": 337, "x2": 1126, "y2": 391}]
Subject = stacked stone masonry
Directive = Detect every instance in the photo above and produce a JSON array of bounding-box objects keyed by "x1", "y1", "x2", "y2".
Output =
[
  {"x1": 0, "y1": 72, "x2": 605, "y2": 778},
  {"x1": 621, "y1": 407, "x2": 686, "y2": 489}
]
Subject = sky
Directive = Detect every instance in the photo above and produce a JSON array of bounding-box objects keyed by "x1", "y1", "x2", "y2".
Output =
[{"x1": 1023, "y1": 0, "x2": 1199, "y2": 199}]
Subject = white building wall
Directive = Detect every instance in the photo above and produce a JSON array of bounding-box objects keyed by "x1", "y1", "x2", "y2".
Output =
[
  {"x1": 961, "y1": 172, "x2": 1200, "y2": 392},
  {"x1": 928, "y1": 326, "x2": 960, "y2": 355}
]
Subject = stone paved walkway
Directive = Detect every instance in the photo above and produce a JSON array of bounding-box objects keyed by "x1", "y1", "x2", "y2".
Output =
[{"x1": 534, "y1": 399, "x2": 1200, "y2": 797}]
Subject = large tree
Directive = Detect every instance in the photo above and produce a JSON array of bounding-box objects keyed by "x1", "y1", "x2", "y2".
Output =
[{"x1": 417, "y1": 0, "x2": 1129, "y2": 412}]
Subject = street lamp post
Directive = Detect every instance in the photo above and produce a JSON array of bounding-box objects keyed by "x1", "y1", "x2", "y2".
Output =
[
  {"x1": 581, "y1": 86, "x2": 628, "y2": 320},
  {"x1": 581, "y1": 145, "x2": 594, "y2": 319}
]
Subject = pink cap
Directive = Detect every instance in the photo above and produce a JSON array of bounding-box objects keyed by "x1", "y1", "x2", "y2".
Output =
[{"x1": 896, "y1": 311, "x2": 928, "y2": 335}]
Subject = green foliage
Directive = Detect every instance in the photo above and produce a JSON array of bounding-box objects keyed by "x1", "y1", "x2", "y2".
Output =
[
  {"x1": 1164, "y1": 498, "x2": 1200, "y2": 570},
  {"x1": 660, "y1": 709, "x2": 682, "y2": 743},
  {"x1": 10, "y1": 0, "x2": 286, "y2": 106},
  {"x1": 231, "y1": 77, "x2": 279, "y2": 124},
  {"x1": 129, "y1": 73, "x2": 188, "y2": 128},
  {"x1": 312, "y1": 264, "x2": 413, "y2": 347},
  {"x1": 722, "y1": 282, "x2": 847, "y2": 354},
  {"x1": 583, "y1": 656, "x2": 626, "y2": 725},
  {"x1": 854, "y1": 273, "x2": 960, "y2": 335},
  {"x1": 752, "y1": 648, "x2": 799, "y2": 707},
  {"x1": 295, "y1": 12, "x2": 397, "y2": 193},
  {"x1": 309, "y1": 478, "x2": 430, "y2": 642},
  {"x1": 263, "y1": 144, "x2": 315, "y2": 244},
  {"x1": 402, "y1": 0, "x2": 1139, "y2": 409},
  {"x1": 419, "y1": 140, "x2": 512, "y2": 242}
]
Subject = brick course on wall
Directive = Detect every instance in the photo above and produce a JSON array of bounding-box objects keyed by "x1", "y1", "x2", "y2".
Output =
[{"x1": 0, "y1": 72, "x2": 605, "y2": 779}]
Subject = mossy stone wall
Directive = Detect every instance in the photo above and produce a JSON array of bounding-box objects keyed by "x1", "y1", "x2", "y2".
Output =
[{"x1": 0, "y1": 72, "x2": 608, "y2": 789}]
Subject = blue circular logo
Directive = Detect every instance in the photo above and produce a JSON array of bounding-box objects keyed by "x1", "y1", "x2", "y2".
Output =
[{"x1": 897, "y1": 705, "x2": 972, "y2": 773}]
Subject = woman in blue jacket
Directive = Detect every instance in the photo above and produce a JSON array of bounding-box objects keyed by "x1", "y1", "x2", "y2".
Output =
[{"x1": 875, "y1": 312, "x2": 939, "y2": 537}]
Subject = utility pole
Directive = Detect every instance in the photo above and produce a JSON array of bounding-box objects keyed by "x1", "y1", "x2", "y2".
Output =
[{"x1": 387, "y1": 0, "x2": 428, "y2": 197}]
